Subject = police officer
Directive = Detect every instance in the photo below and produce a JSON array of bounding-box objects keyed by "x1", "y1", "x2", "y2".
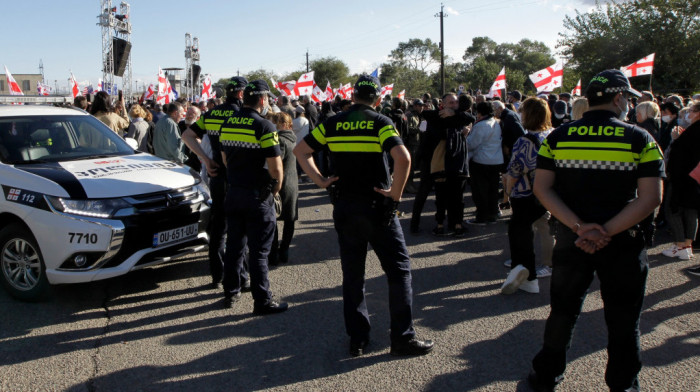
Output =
[
  {"x1": 528, "y1": 70, "x2": 664, "y2": 392},
  {"x1": 293, "y1": 74, "x2": 433, "y2": 357},
  {"x1": 183, "y1": 76, "x2": 250, "y2": 291},
  {"x1": 219, "y1": 79, "x2": 287, "y2": 314}
]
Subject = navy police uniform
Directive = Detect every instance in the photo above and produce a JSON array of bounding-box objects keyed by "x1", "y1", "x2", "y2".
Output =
[
  {"x1": 188, "y1": 76, "x2": 248, "y2": 287},
  {"x1": 303, "y1": 89, "x2": 417, "y2": 347},
  {"x1": 219, "y1": 87, "x2": 281, "y2": 306},
  {"x1": 531, "y1": 70, "x2": 665, "y2": 391}
]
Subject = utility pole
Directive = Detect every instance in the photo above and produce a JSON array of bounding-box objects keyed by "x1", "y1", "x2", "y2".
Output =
[
  {"x1": 306, "y1": 50, "x2": 310, "y2": 72},
  {"x1": 435, "y1": 4, "x2": 447, "y2": 95}
]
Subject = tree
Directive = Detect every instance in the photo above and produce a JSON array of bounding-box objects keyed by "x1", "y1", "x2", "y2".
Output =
[
  {"x1": 244, "y1": 69, "x2": 278, "y2": 85},
  {"x1": 461, "y1": 37, "x2": 556, "y2": 94},
  {"x1": 389, "y1": 38, "x2": 441, "y2": 73},
  {"x1": 309, "y1": 57, "x2": 351, "y2": 87},
  {"x1": 379, "y1": 62, "x2": 432, "y2": 99},
  {"x1": 558, "y1": 0, "x2": 700, "y2": 93}
]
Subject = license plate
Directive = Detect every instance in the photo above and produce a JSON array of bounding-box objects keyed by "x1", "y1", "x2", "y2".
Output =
[{"x1": 152, "y1": 223, "x2": 198, "y2": 247}]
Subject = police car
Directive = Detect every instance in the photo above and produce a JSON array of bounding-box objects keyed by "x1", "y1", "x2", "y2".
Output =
[{"x1": 0, "y1": 96, "x2": 210, "y2": 301}]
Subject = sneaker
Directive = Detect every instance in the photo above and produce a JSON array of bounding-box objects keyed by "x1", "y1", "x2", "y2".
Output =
[
  {"x1": 661, "y1": 244, "x2": 679, "y2": 257},
  {"x1": 519, "y1": 279, "x2": 540, "y2": 293},
  {"x1": 536, "y1": 265, "x2": 552, "y2": 278},
  {"x1": 677, "y1": 246, "x2": 693, "y2": 260},
  {"x1": 686, "y1": 265, "x2": 700, "y2": 276},
  {"x1": 501, "y1": 265, "x2": 529, "y2": 295},
  {"x1": 663, "y1": 245, "x2": 693, "y2": 260},
  {"x1": 431, "y1": 226, "x2": 445, "y2": 236},
  {"x1": 503, "y1": 259, "x2": 512, "y2": 268}
]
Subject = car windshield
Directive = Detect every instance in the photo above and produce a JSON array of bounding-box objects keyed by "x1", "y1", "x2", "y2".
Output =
[{"x1": 0, "y1": 115, "x2": 135, "y2": 164}]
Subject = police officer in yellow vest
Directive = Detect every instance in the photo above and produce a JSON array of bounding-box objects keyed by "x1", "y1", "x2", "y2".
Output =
[
  {"x1": 294, "y1": 74, "x2": 433, "y2": 357},
  {"x1": 183, "y1": 76, "x2": 249, "y2": 290},
  {"x1": 528, "y1": 70, "x2": 664, "y2": 392},
  {"x1": 219, "y1": 80, "x2": 288, "y2": 314}
]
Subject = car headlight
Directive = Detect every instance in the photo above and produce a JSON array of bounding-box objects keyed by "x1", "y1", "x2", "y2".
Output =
[
  {"x1": 46, "y1": 196, "x2": 130, "y2": 218},
  {"x1": 194, "y1": 181, "x2": 211, "y2": 204}
]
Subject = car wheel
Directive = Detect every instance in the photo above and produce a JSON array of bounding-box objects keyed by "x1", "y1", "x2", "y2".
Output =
[{"x1": 0, "y1": 224, "x2": 49, "y2": 301}]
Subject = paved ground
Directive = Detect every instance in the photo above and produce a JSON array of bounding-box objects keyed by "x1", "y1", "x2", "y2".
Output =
[{"x1": 1, "y1": 183, "x2": 698, "y2": 392}]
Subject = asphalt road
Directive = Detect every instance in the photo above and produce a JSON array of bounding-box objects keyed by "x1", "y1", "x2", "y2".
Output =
[{"x1": 1, "y1": 183, "x2": 698, "y2": 392}]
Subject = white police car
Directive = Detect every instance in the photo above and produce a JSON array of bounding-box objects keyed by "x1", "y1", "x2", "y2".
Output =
[{"x1": 0, "y1": 96, "x2": 210, "y2": 300}]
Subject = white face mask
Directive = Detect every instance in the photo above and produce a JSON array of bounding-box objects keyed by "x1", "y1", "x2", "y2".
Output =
[
  {"x1": 661, "y1": 115, "x2": 672, "y2": 123},
  {"x1": 555, "y1": 113, "x2": 565, "y2": 119},
  {"x1": 617, "y1": 97, "x2": 629, "y2": 121}
]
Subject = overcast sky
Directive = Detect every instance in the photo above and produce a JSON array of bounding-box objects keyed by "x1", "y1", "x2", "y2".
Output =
[{"x1": 2, "y1": 0, "x2": 602, "y2": 91}]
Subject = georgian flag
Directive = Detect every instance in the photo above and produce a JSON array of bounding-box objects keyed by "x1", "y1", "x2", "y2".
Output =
[
  {"x1": 397, "y1": 90, "x2": 405, "y2": 100},
  {"x1": 529, "y1": 61, "x2": 563, "y2": 93},
  {"x1": 380, "y1": 84, "x2": 393, "y2": 98},
  {"x1": 621, "y1": 53, "x2": 655, "y2": 77},
  {"x1": 4, "y1": 66, "x2": 24, "y2": 95},
  {"x1": 142, "y1": 83, "x2": 155, "y2": 101},
  {"x1": 311, "y1": 82, "x2": 326, "y2": 103},
  {"x1": 571, "y1": 79, "x2": 582, "y2": 96},
  {"x1": 276, "y1": 80, "x2": 296, "y2": 97},
  {"x1": 325, "y1": 81, "x2": 334, "y2": 102},
  {"x1": 339, "y1": 83, "x2": 352, "y2": 99},
  {"x1": 37, "y1": 81, "x2": 51, "y2": 96},
  {"x1": 491, "y1": 67, "x2": 506, "y2": 91},
  {"x1": 200, "y1": 75, "x2": 213, "y2": 101},
  {"x1": 156, "y1": 67, "x2": 172, "y2": 104},
  {"x1": 70, "y1": 72, "x2": 81, "y2": 98},
  {"x1": 294, "y1": 71, "x2": 315, "y2": 97}
]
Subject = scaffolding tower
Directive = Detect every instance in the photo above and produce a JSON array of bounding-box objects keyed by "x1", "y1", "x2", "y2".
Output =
[
  {"x1": 184, "y1": 33, "x2": 201, "y2": 99},
  {"x1": 97, "y1": 0, "x2": 132, "y2": 99}
]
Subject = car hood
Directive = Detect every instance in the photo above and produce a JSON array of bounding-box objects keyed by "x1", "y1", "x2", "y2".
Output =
[{"x1": 18, "y1": 154, "x2": 196, "y2": 199}]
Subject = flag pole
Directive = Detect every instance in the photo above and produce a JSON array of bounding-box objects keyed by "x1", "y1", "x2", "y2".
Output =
[{"x1": 649, "y1": 74, "x2": 653, "y2": 92}]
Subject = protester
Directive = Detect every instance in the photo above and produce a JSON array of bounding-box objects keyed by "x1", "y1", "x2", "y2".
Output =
[
  {"x1": 152, "y1": 102, "x2": 187, "y2": 164},
  {"x1": 91, "y1": 91, "x2": 129, "y2": 137},
  {"x1": 501, "y1": 97, "x2": 552, "y2": 294},
  {"x1": 467, "y1": 101, "x2": 503, "y2": 225},
  {"x1": 661, "y1": 101, "x2": 700, "y2": 261},
  {"x1": 268, "y1": 112, "x2": 299, "y2": 266},
  {"x1": 126, "y1": 104, "x2": 150, "y2": 152}
]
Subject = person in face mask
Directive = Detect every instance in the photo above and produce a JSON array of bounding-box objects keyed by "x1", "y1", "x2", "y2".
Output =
[
  {"x1": 528, "y1": 69, "x2": 665, "y2": 392},
  {"x1": 551, "y1": 100, "x2": 572, "y2": 128},
  {"x1": 659, "y1": 102, "x2": 681, "y2": 152},
  {"x1": 217, "y1": 79, "x2": 289, "y2": 314}
]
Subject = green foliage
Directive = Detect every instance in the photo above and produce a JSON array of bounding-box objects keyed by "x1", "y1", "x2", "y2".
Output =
[
  {"x1": 460, "y1": 37, "x2": 556, "y2": 94},
  {"x1": 389, "y1": 38, "x2": 441, "y2": 72},
  {"x1": 309, "y1": 57, "x2": 351, "y2": 87},
  {"x1": 558, "y1": 0, "x2": 700, "y2": 93},
  {"x1": 380, "y1": 62, "x2": 432, "y2": 99},
  {"x1": 244, "y1": 69, "x2": 278, "y2": 85}
]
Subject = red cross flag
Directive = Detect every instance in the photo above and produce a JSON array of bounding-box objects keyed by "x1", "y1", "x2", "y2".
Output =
[
  {"x1": 276, "y1": 81, "x2": 296, "y2": 98},
  {"x1": 37, "y1": 81, "x2": 51, "y2": 96},
  {"x1": 200, "y1": 75, "x2": 213, "y2": 102},
  {"x1": 70, "y1": 72, "x2": 81, "y2": 98},
  {"x1": 491, "y1": 67, "x2": 506, "y2": 91},
  {"x1": 397, "y1": 90, "x2": 405, "y2": 100},
  {"x1": 621, "y1": 53, "x2": 655, "y2": 77},
  {"x1": 380, "y1": 84, "x2": 394, "y2": 98},
  {"x1": 529, "y1": 61, "x2": 563, "y2": 93},
  {"x1": 4, "y1": 66, "x2": 24, "y2": 95},
  {"x1": 311, "y1": 82, "x2": 326, "y2": 103},
  {"x1": 294, "y1": 71, "x2": 315, "y2": 97},
  {"x1": 157, "y1": 67, "x2": 169, "y2": 104},
  {"x1": 325, "y1": 81, "x2": 334, "y2": 102},
  {"x1": 571, "y1": 79, "x2": 582, "y2": 96}
]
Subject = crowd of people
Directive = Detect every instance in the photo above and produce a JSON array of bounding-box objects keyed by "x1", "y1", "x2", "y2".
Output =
[{"x1": 70, "y1": 71, "x2": 700, "y2": 391}]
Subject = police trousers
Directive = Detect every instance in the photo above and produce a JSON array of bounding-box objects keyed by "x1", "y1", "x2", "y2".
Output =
[
  {"x1": 333, "y1": 198, "x2": 416, "y2": 343},
  {"x1": 209, "y1": 177, "x2": 248, "y2": 284},
  {"x1": 532, "y1": 227, "x2": 648, "y2": 392},
  {"x1": 223, "y1": 187, "x2": 274, "y2": 304}
]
